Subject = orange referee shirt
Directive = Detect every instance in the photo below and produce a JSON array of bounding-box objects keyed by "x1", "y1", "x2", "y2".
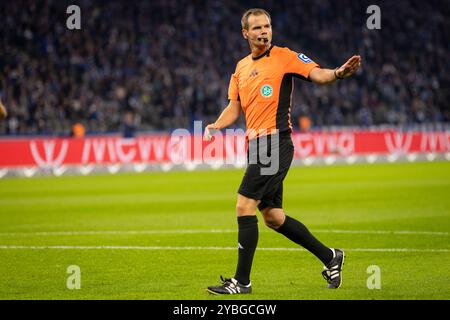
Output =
[{"x1": 228, "y1": 45, "x2": 319, "y2": 137}]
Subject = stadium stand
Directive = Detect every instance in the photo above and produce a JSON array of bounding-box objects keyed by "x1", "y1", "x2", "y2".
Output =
[{"x1": 0, "y1": 0, "x2": 448, "y2": 136}]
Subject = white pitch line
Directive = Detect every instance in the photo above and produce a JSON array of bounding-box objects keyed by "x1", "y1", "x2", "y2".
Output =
[
  {"x1": 0, "y1": 245, "x2": 448, "y2": 253},
  {"x1": 0, "y1": 229, "x2": 447, "y2": 237},
  {"x1": 310, "y1": 229, "x2": 449, "y2": 236},
  {"x1": 0, "y1": 229, "x2": 236, "y2": 237}
]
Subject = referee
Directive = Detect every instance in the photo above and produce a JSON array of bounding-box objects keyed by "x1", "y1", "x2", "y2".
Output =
[{"x1": 205, "y1": 8, "x2": 361, "y2": 294}]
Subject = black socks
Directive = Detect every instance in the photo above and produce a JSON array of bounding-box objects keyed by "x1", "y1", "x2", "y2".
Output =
[
  {"x1": 275, "y1": 215, "x2": 333, "y2": 265},
  {"x1": 234, "y1": 215, "x2": 258, "y2": 285},
  {"x1": 233, "y1": 214, "x2": 332, "y2": 285}
]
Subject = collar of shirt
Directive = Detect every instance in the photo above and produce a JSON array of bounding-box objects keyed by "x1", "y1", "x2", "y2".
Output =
[{"x1": 251, "y1": 44, "x2": 274, "y2": 61}]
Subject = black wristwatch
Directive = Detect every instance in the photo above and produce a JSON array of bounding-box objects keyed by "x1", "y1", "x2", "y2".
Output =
[{"x1": 334, "y1": 68, "x2": 344, "y2": 80}]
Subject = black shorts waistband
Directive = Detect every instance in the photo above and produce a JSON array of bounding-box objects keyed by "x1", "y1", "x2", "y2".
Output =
[{"x1": 248, "y1": 130, "x2": 291, "y2": 142}]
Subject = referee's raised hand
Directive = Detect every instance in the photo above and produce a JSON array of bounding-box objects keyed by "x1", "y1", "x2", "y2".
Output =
[{"x1": 335, "y1": 55, "x2": 361, "y2": 79}]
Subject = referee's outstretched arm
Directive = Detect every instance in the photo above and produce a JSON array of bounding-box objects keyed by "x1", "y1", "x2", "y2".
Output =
[{"x1": 309, "y1": 55, "x2": 361, "y2": 84}]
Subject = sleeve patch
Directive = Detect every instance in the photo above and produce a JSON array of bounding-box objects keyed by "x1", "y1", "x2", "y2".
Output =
[{"x1": 297, "y1": 53, "x2": 313, "y2": 63}]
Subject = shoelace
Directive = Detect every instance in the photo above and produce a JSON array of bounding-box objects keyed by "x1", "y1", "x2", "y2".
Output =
[{"x1": 220, "y1": 275, "x2": 234, "y2": 286}]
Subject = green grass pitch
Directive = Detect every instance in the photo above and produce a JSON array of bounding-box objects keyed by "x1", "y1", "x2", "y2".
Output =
[{"x1": 0, "y1": 161, "x2": 449, "y2": 300}]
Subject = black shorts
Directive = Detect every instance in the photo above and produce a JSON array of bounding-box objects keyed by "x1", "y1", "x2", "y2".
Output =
[{"x1": 238, "y1": 131, "x2": 294, "y2": 211}]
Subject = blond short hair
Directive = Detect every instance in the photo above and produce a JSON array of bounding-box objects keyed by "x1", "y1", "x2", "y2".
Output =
[{"x1": 241, "y1": 8, "x2": 271, "y2": 30}]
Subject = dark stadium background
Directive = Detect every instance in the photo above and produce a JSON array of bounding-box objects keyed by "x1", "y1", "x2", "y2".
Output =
[{"x1": 1, "y1": 0, "x2": 449, "y2": 137}]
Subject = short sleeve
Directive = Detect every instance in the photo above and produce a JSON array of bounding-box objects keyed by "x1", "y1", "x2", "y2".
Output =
[
  {"x1": 228, "y1": 72, "x2": 239, "y2": 101},
  {"x1": 283, "y1": 48, "x2": 320, "y2": 80}
]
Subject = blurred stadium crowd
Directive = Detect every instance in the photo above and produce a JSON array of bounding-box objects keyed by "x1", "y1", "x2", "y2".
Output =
[{"x1": 0, "y1": 0, "x2": 449, "y2": 136}]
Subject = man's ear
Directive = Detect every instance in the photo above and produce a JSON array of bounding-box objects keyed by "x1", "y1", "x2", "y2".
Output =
[{"x1": 242, "y1": 29, "x2": 248, "y2": 39}]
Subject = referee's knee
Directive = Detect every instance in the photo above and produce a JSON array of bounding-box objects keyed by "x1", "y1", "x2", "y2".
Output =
[
  {"x1": 236, "y1": 194, "x2": 259, "y2": 216},
  {"x1": 264, "y1": 218, "x2": 283, "y2": 230},
  {"x1": 262, "y1": 208, "x2": 286, "y2": 230},
  {"x1": 236, "y1": 203, "x2": 257, "y2": 216}
]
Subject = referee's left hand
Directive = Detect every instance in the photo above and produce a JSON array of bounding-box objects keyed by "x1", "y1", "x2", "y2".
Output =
[{"x1": 335, "y1": 55, "x2": 361, "y2": 79}]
